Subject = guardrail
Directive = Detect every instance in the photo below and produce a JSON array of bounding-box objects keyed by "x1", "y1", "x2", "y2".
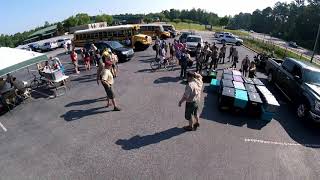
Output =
[{"x1": 240, "y1": 35, "x2": 320, "y2": 65}]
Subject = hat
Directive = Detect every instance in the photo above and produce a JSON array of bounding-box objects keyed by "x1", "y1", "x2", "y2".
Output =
[{"x1": 105, "y1": 60, "x2": 113, "y2": 66}]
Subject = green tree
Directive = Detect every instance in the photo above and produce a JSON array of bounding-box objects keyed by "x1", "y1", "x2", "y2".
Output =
[
  {"x1": 75, "y1": 13, "x2": 91, "y2": 25},
  {"x1": 219, "y1": 16, "x2": 229, "y2": 26},
  {"x1": 57, "y1": 22, "x2": 65, "y2": 35},
  {"x1": 95, "y1": 14, "x2": 113, "y2": 24}
]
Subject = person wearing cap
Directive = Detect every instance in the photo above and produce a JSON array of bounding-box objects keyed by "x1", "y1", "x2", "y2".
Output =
[
  {"x1": 219, "y1": 44, "x2": 227, "y2": 64},
  {"x1": 178, "y1": 71, "x2": 203, "y2": 131},
  {"x1": 97, "y1": 60, "x2": 121, "y2": 111}
]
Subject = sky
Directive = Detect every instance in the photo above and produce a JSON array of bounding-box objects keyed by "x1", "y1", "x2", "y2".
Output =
[{"x1": 0, "y1": 0, "x2": 292, "y2": 35}]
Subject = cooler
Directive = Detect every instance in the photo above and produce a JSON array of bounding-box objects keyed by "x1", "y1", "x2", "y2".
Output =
[
  {"x1": 247, "y1": 92, "x2": 263, "y2": 116},
  {"x1": 234, "y1": 89, "x2": 248, "y2": 109},
  {"x1": 261, "y1": 106, "x2": 275, "y2": 121},
  {"x1": 243, "y1": 77, "x2": 254, "y2": 84},
  {"x1": 233, "y1": 75, "x2": 243, "y2": 83},
  {"x1": 201, "y1": 70, "x2": 217, "y2": 83},
  {"x1": 232, "y1": 70, "x2": 242, "y2": 76},
  {"x1": 252, "y1": 78, "x2": 264, "y2": 86},
  {"x1": 210, "y1": 79, "x2": 220, "y2": 92},
  {"x1": 221, "y1": 79, "x2": 234, "y2": 88},
  {"x1": 223, "y1": 69, "x2": 233, "y2": 75},
  {"x1": 256, "y1": 85, "x2": 272, "y2": 96},
  {"x1": 245, "y1": 83, "x2": 257, "y2": 93},
  {"x1": 209, "y1": 71, "x2": 217, "y2": 79},
  {"x1": 262, "y1": 94, "x2": 280, "y2": 113},
  {"x1": 233, "y1": 81, "x2": 246, "y2": 90},
  {"x1": 218, "y1": 87, "x2": 235, "y2": 109},
  {"x1": 222, "y1": 74, "x2": 233, "y2": 81}
]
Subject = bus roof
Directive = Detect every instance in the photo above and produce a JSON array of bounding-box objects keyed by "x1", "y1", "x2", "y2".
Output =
[
  {"x1": 74, "y1": 25, "x2": 138, "y2": 34},
  {"x1": 139, "y1": 24, "x2": 164, "y2": 27}
]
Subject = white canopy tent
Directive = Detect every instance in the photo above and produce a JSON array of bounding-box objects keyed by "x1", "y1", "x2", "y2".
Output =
[{"x1": 0, "y1": 47, "x2": 48, "y2": 77}]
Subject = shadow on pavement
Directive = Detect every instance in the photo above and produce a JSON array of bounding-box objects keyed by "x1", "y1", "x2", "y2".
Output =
[
  {"x1": 139, "y1": 58, "x2": 154, "y2": 64},
  {"x1": 154, "y1": 76, "x2": 180, "y2": 84},
  {"x1": 61, "y1": 107, "x2": 110, "y2": 121},
  {"x1": 65, "y1": 97, "x2": 106, "y2": 107},
  {"x1": 115, "y1": 127, "x2": 186, "y2": 150},
  {"x1": 135, "y1": 68, "x2": 153, "y2": 73}
]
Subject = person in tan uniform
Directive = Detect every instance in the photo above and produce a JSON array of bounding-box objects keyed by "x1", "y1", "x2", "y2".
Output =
[
  {"x1": 179, "y1": 71, "x2": 203, "y2": 131},
  {"x1": 97, "y1": 60, "x2": 121, "y2": 111}
]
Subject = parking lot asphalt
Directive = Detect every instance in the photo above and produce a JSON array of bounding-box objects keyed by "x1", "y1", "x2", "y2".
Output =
[{"x1": 0, "y1": 31, "x2": 320, "y2": 179}]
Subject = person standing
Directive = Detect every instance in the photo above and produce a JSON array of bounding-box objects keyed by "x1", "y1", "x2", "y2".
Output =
[
  {"x1": 180, "y1": 50, "x2": 188, "y2": 80},
  {"x1": 97, "y1": 61, "x2": 121, "y2": 111},
  {"x1": 241, "y1": 55, "x2": 251, "y2": 77},
  {"x1": 179, "y1": 71, "x2": 203, "y2": 131},
  {"x1": 248, "y1": 61, "x2": 256, "y2": 78},
  {"x1": 169, "y1": 42, "x2": 175, "y2": 61},
  {"x1": 195, "y1": 43, "x2": 202, "y2": 72},
  {"x1": 231, "y1": 48, "x2": 239, "y2": 68},
  {"x1": 219, "y1": 44, "x2": 227, "y2": 64},
  {"x1": 83, "y1": 49, "x2": 91, "y2": 71},
  {"x1": 70, "y1": 50, "x2": 80, "y2": 74},
  {"x1": 155, "y1": 36, "x2": 161, "y2": 60},
  {"x1": 210, "y1": 47, "x2": 218, "y2": 70},
  {"x1": 228, "y1": 45, "x2": 235, "y2": 62},
  {"x1": 90, "y1": 43, "x2": 98, "y2": 66}
]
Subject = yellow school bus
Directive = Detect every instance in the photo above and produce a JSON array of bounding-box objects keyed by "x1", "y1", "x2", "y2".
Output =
[
  {"x1": 73, "y1": 25, "x2": 152, "y2": 50},
  {"x1": 139, "y1": 24, "x2": 171, "y2": 39}
]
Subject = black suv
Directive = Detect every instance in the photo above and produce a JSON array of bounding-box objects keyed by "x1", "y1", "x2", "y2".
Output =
[
  {"x1": 266, "y1": 57, "x2": 320, "y2": 122},
  {"x1": 85, "y1": 41, "x2": 134, "y2": 62}
]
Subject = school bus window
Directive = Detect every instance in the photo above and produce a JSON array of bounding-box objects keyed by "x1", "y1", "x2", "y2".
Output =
[
  {"x1": 99, "y1": 32, "x2": 103, "y2": 38},
  {"x1": 118, "y1": 30, "x2": 124, "y2": 36},
  {"x1": 113, "y1": 32, "x2": 117, "y2": 36},
  {"x1": 103, "y1": 32, "x2": 108, "y2": 38},
  {"x1": 94, "y1": 33, "x2": 99, "y2": 38}
]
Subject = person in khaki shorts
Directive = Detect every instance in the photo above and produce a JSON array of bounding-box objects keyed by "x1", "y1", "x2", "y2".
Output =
[
  {"x1": 97, "y1": 60, "x2": 121, "y2": 111},
  {"x1": 179, "y1": 71, "x2": 203, "y2": 131}
]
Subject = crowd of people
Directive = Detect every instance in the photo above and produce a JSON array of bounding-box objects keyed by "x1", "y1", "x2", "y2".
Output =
[
  {"x1": 153, "y1": 38, "x2": 257, "y2": 79},
  {"x1": 152, "y1": 37, "x2": 258, "y2": 131}
]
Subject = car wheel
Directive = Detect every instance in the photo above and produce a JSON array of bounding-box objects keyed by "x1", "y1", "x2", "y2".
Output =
[
  {"x1": 297, "y1": 103, "x2": 310, "y2": 119},
  {"x1": 267, "y1": 71, "x2": 273, "y2": 83},
  {"x1": 236, "y1": 42, "x2": 241, "y2": 46},
  {"x1": 221, "y1": 40, "x2": 226, "y2": 44}
]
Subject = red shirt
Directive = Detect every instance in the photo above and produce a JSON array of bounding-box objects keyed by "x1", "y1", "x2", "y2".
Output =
[{"x1": 70, "y1": 52, "x2": 77, "y2": 62}]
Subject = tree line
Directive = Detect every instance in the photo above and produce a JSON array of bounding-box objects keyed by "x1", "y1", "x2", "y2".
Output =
[{"x1": 229, "y1": 0, "x2": 320, "y2": 50}]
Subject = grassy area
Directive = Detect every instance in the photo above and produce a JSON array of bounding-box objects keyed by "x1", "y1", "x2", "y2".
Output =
[
  {"x1": 170, "y1": 22, "x2": 206, "y2": 31},
  {"x1": 169, "y1": 22, "x2": 316, "y2": 64},
  {"x1": 212, "y1": 26, "x2": 249, "y2": 37},
  {"x1": 243, "y1": 37, "x2": 311, "y2": 62}
]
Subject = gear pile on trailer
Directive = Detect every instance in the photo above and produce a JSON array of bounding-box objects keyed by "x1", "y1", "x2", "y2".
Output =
[{"x1": 209, "y1": 69, "x2": 280, "y2": 121}]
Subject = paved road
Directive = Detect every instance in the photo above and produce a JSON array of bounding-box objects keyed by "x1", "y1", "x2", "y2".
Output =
[
  {"x1": 1, "y1": 31, "x2": 320, "y2": 179},
  {"x1": 249, "y1": 32, "x2": 320, "y2": 62}
]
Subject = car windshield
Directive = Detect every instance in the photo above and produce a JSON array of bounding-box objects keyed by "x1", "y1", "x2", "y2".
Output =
[
  {"x1": 57, "y1": 39, "x2": 64, "y2": 42},
  {"x1": 187, "y1": 37, "x2": 201, "y2": 42},
  {"x1": 303, "y1": 69, "x2": 320, "y2": 85},
  {"x1": 163, "y1": 26, "x2": 173, "y2": 31},
  {"x1": 108, "y1": 41, "x2": 123, "y2": 49}
]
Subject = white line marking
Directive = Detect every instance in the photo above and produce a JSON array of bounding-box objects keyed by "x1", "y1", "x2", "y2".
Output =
[
  {"x1": 0, "y1": 121, "x2": 7, "y2": 132},
  {"x1": 244, "y1": 138, "x2": 320, "y2": 148}
]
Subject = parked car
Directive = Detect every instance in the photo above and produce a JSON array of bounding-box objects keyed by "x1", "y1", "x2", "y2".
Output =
[
  {"x1": 265, "y1": 57, "x2": 320, "y2": 122},
  {"x1": 185, "y1": 35, "x2": 204, "y2": 53},
  {"x1": 218, "y1": 34, "x2": 243, "y2": 46},
  {"x1": 179, "y1": 31, "x2": 194, "y2": 43},
  {"x1": 214, "y1": 32, "x2": 223, "y2": 38},
  {"x1": 85, "y1": 41, "x2": 134, "y2": 62},
  {"x1": 57, "y1": 38, "x2": 72, "y2": 47},
  {"x1": 162, "y1": 24, "x2": 178, "y2": 38},
  {"x1": 289, "y1": 41, "x2": 298, "y2": 48},
  {"x1": 40, "y1": 41, "x2": 58, "y2": 52},
  {"x1": 28, "y1": 43, "x2": 40, "y2": 51}
]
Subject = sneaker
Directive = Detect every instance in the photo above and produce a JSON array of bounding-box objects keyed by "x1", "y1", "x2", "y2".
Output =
[{"x1": 113, "y1": 107, "x2": 121, "y2": 111}]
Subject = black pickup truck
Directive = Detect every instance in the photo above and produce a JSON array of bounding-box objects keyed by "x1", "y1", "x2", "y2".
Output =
[{"x1": 265, "y1": 57, "x2": 320, "y2": 122}]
